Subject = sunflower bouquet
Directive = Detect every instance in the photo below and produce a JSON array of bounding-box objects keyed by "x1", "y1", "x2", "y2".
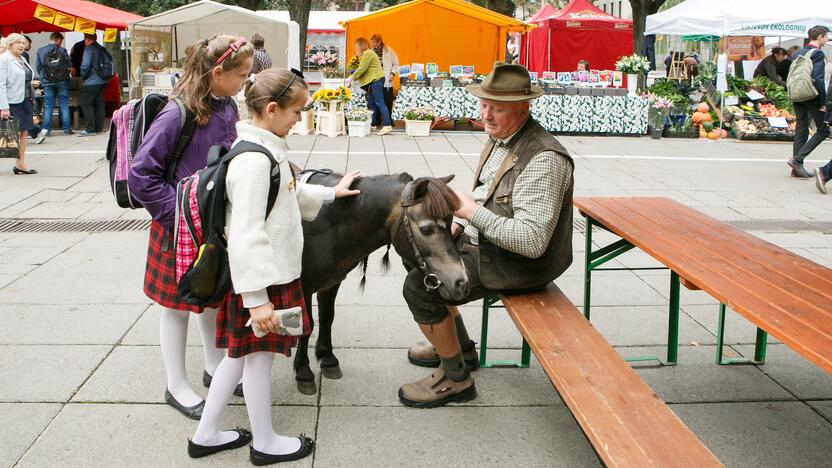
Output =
[
  {"x1": 311, "y1": 86, "x2": 352, "y2": 103},
  {"x1": 347, "y1": 55, "x2": 360, "y2": 74}
]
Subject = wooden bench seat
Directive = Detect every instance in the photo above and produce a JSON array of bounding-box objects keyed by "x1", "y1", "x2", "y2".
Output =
[{"x1": 498, "y1": 284, "x2": 722, "y2": 467}]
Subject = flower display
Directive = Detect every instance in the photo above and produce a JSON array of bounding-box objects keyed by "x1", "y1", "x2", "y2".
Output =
[
  {"x1": 308, "y1": 51, "x2": 340, "y2": 77},
  {"x1": 345, "y1": 108, "x2": 372, "y2": 121},
  {"x1": 311, "y1": 86, "x2": 352, "y2": 103},
  {"x1": 347, "y1": 55, "x2": 360, "y2": 74},
  {"x1": 404, "y1": 107, "x2": 436, "y2": 121},
  {"x1": 615, "y1": 54, "x2": 651, "y2": 75}
]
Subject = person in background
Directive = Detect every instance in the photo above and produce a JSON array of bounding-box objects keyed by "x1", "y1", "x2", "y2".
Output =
[
  {"x1": 78, "y1": 34, "x2": 107, "y2": 137},
  {"x1": 814, "y1": 78, "x2": 832, "y2": 194},
  {"x1": 36, "y1": 32, "x2": 73, "y2": 136},
  {"x1": 778, "y1": 45, "x2": 801, "y2": 82},
  {"x1": 0, "y1": 34, "x2": 39, "y2": 174},
  {"x1": 347, "y1": 37, "x2": 392, "y2": 136},
  {"x1": 787, "y1": 25, "x2": 829, "y2": 179},
  {"x1": 70, "y1": 39, "x2": 85, "y2": 77},
  {"x1": 370, "y1": 34, "x2": 398, "y2": 130},
  {"x1": 577, "y1": 59, "x2": 589, "y2": 71},
  {"x1": 249, "y1": 33, "x2": 272, "y2": 75},
  {"x1": 20, "y1": 35, "x2": 47, "y2": 143},
  {"x1": 753, "y1": 47, "x2": 788, "y2": 86}
]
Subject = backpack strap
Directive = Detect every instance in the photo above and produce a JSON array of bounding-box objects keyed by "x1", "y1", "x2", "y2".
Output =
[
  {"x1": 164, "y1": 97, "x2": 196, "y2": 185},
  {"x1": 223, "y1": 141, "x2": 282, "y2": 217}
]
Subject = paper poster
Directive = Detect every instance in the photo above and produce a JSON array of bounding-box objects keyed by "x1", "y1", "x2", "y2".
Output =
[
  {"x1": 578, "y1": 71, "x2": 588, "y2": 83},
  {"x1": 53, "y1": 12, "x2": 76, "y2": 30},
  {"x1": 413, "y1": 72, "x2": 424, "y2": 81},
  {"x1": 449, "y1": 65, "x2": 463, "y2": 77},
  {"x1": 33, "y1": 4, "x2": 57, "y2": 24},
  {"x1": 746, "y1": 90, "x2": 765, "y2": 101},
  {"x1": 426, "y1": 63, "x2": 438, "y2": 78},
  {"x1": 541, "y1": 71, "x2": 556, "y2": 81},
  {"x1": 462, "y1": 66, "x2": 474, "y2": 76},
  {"x1": 74, "y1": 17, "x2": 96, "y2": 34},
  {"x1": 528, "y1": 71, "x2": 538, "y2": 82},
  {"x1": 557, "y1": 72, "x2": 571, "y2": 85},
  {"x1": 599, "y1": 70, "x2": 611, "y2": 84},
  {"x1": 589, "y1": 71, "x2": 600, "y2": 84},
  {"x1": 398, "y1": 65, "x2": 411, "y2": 76},
  {"x1": 104, "y1": 28, "x2": 118, "y2": 43},
  {"x1": 411, "y1": 63, "x2": 425, "y2": 74},
  {"x1": 724, "y1": 96, "x2": 739, "y2": 106},
  {"x1": 767, "y1": 117, "x2": 788, "y2": 128},
  {"x1": 613, "y1": 71, "x2": 623, "y2": 87},
  {"x1": 570, "y1": 71, "x2": 580, "y2": 82}
]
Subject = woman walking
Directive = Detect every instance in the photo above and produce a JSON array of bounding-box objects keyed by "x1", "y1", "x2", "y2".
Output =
[
  {"x1": 0, "y1": 34, "x2": 38, "y2": 174},
  {"x1": 348, "y1": 37, "x2": 392, "y2": 136}
]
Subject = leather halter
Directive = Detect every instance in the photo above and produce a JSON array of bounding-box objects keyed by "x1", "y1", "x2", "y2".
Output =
[{"x1": 391, "y1": 181, "x2": 443, "y2": 292}]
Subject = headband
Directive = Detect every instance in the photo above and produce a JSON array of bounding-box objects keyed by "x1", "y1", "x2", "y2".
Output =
[
  {"x1": 274, "y1": 73, "x2": 297, "y2": 101},
  {"x1": 216, "y1": 37, "x2": 247, "y2": 65}
]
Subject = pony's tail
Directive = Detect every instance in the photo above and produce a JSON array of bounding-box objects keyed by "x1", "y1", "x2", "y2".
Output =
[
  {"x1": 380, "y1": 244, "x2": 392, "y2": 274},
  {"x1": 358, "y1": 256, "x2": 369, "y2": 292}
]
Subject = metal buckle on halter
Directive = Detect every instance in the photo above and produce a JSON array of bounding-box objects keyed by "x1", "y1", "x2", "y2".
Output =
[{"x1": 423, "y1": 273, "x2": 442, "y2": 291}]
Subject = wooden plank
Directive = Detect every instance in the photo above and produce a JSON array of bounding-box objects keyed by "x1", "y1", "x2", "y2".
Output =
[
  {"x1": 501, "y1": 285, "x2": 723, "y2": 468},
  {"x1": 574, "y1": 197, "x2": 832, "y2": 373}
]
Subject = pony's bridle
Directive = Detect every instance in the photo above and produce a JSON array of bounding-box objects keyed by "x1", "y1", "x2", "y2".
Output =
[{"x1": 393, "y1": 181, "x2": 443, "y2": 292}]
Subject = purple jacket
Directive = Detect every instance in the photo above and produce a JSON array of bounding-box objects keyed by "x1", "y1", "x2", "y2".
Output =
[{"x1": 130, "y1": 97, "x2": 238, "y2": 230}]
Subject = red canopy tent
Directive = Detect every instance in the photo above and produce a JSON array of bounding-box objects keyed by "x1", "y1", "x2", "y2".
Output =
[
  {"x1": 527, "y1": 0, "x2": 633, "y2": 74},
  {"x1": 1, "y1": 0, "x2": 142, "y2": 35},
  {"x1": 519, "y1": 3, "x2": 558, "y2": 70}
]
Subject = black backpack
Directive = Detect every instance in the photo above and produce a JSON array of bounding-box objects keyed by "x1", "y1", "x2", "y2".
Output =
[
  {"x1": 174, "y1": 142, "x2": 282, "y2": 306},
  {"x1": 42, "y1": 46, "x2": 70, "y2": 83},
  {"x1": 89, "y1": 44, "x2": 114, "y2": 81}
]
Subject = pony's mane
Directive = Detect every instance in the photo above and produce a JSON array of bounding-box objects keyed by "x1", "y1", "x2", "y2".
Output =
[{"x1": 420, "y1": 178, "x2": 461, "y2": 219}]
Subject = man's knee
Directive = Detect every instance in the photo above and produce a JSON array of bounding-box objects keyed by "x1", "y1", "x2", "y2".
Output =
[{"x1": 403, "y1": 268, "x2": 449, "y2": 325}]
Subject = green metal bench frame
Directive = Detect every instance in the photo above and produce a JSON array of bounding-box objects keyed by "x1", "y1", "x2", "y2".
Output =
[{"x1": 479, "y1": 294, "x2": 531, "y2": 368}]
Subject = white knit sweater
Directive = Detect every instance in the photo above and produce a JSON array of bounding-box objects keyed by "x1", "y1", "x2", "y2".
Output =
[{"x1": 225, "y1": 121, "x2": 333, "y2": 308}]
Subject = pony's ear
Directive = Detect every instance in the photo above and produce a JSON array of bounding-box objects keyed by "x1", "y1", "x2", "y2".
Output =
[
  {"x1": 437, "y1": 174, "x2": 455, "y2": 184},
  {"x1": 410, "y1": 177, "x2": 430, "y2": 200}
]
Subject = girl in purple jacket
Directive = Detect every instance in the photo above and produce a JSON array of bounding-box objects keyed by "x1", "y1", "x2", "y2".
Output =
[{"x1": 130, "y1": 33, "x2": 254, "y2": 420}]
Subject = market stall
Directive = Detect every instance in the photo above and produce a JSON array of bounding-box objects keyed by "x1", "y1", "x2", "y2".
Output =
[
  {"x1": 527, "y1": 0, "x2": 633, "y2": 74},
  {"x1": 340, "y1": 0, "x2": 532, "y2": 76},
  {"x1": 518, "y1": 3, "x2": 558, "y2": 72},
  {"x1": 0, "y1": 0, "x2": 141, "y2": 35},
  {"x1": 128, "y1": 0, "x2": 299, "y2": 97},
  {"x1": 391, "y1": 86, "x2": 647, "y2": 134}
]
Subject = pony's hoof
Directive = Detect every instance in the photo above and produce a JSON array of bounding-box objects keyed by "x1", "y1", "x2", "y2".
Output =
[
  {"x1": 297, "y1": 380, "x2": 317, "y2": 395},
  {"x1": 321, "y1": 366, "x2": 343, "y2": 380}
]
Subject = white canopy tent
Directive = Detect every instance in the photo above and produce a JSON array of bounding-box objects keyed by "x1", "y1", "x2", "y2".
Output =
[
  {"x1": 646, "y1": 0, "x2": 832, "y2": 38},
  {"x1": 129, "y1": 0, "x2": 300, "y2": 75}
]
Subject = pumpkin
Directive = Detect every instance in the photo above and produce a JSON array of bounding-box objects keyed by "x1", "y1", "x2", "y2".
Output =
[
  {"x1": 699, "y1": 127, "x2": 708, "y2": 138},
  {"x1": 721, "y1": 129, "x2": 729, "y2": 138},
  {"x1": 697, "y1": 103, "x2": 710, "y2": 113},
  {"x1": 692, "y1": 111, "x2": 713, "y2": 124},
  {"x1": 707, "y1": 130, "x2": 720, "y2": 140}
]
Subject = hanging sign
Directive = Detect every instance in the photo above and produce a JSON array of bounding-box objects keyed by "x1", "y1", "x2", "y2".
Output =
[
  {"x1": 53, "y1": 12, "x2": 77, "y2": 30},
  {"x1": 33, "y1": 4, "x2": 57, "y2": 24},
  {"x1": 74, "y1": 17, "x2": 96, "y2": 34},
  {"x1": 104, "y1": 28, "x2": 118, "y2": 43}
]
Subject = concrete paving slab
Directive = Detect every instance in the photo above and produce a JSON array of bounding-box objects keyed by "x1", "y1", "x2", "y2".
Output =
[
  {"x1": 558, "y1": 271, "x2": 669, "y2": 307},
  {"x1": 0, "y1": 262, "x2": 37, "y2": 275},
  {"x1": 0, "y1": 270, "x2": 149, "y2": 304},
  {"x1": 0, "y1": 345, "x2": 110, "y2": 402},
  {"x1": 0, "y1": 187, "x2": 40, "y2": 211},
  {"x1": 682, "y1": 304, "x2": 780, "y2": 345},
  {"x1": 346, "y1": 153, "x2": 388, "y2": 174},
  {"x1": 17, "y1": 404, "x2": 316, "y2": 468},
  {"x1": 122, "y1": 304, "x2": 203, "y2": 346},
  {"x1": 671, "y1": 402, "x2": 832, "y2": 468},
  {"x1": 74, "y1": 345, "x2": 317, "y2": 407},
  {"x1": 0, "y1": 232, "x2": 87, "y2": 249},
  {"x1": 305, "y1": 153, "x2": 348, "y2": 173},
  {"x1": 619, "y1": 345, "x2": 795, "y2": 404},
  {"x1": 735, "y1": 344, "x2": 832, "y2": 400},
  {"x1": 315, "y1": 406, "x2": 599, "y2": 467},
  {"x1": 637, "y1": 273, "x2": 719, "y2": 306},
  {"x1": 15, "y1": 201, "x2": 94, "y2": 219},
  {"x1": 0, "y1": 304, "x2": 146, "y2": 345},
  {"x1": 589, "y1": 305, "x2": 716, "y2": 347},
  {"x1": 0, "y1": 403, "x2": 62, "y2": 467},
  {"x1": 320, "y1": 348, "x2": 561, "y2": 408},
  {"x1": 807, "y1": 401, "x2": 832, "y2": 422}
]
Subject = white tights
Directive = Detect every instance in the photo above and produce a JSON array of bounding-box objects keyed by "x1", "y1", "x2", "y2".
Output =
[
  {"x1": 192, "y1": 351, "x2": 301, "y2": 455},
  {"x1": 160, "y1": 307, "x2": 225, "y2": 407}
]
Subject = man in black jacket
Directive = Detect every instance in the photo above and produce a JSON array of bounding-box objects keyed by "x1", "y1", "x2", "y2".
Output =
[
  {"x1": 753, "y1": 47, "x2": 788, "y2": 86},
  {"x1": 787, "y1": 26, "x2": 829, "y2": 179}
]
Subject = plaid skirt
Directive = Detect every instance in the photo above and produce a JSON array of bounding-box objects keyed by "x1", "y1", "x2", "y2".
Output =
[
  {"x1": 144, "y1": 220, "x2": 205, "y2": 313},
  {"x1": 217, "y1": 280, "x2": 311, "y2": 358}
]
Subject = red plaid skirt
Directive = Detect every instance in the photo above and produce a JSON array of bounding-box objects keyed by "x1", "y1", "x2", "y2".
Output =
[
  {"x1": 144, "y1": 220, "x2": 205, "y2": 313},
  {"x1": 216, "y1": 279, "x2": 311, "y2": 358}
]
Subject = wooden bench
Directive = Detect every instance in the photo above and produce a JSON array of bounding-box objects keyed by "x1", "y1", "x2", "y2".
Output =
[
  {"x1": 479, "y1": 285, "x2": 721, "y2": 466},
  {"x1": 574, "y1": 197, "x2": 832, "y2": 372}
]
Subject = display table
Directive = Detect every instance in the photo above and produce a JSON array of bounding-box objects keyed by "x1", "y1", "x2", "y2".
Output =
[{"x1": 390, "y1": 86, "x2": 649, "y2": 134}]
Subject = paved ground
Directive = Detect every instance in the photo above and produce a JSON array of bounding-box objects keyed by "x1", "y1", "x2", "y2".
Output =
[{"x1": 1, "y1": 129, "x2": 831, "y2": 467}]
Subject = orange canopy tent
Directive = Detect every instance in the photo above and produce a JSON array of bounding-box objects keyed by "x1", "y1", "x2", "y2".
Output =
[
  {"x1": 341, "y1": 0, "x2": 533, "y2": 76},
  {"x1": 1, "y1": 0, "x2": 142, "y2": 35}
]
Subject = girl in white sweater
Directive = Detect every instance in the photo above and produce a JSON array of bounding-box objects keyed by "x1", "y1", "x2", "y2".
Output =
[{"x1": 189, "y1": 68, "x2": 360, "y2": 465}]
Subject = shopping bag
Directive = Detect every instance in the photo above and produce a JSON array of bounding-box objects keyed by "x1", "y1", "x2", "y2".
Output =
[{"x1": 0, "y1": 118, "x2": 20, "y2": 159}]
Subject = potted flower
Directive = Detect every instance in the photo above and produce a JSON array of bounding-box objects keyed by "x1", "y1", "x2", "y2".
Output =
[
  {"x1": 404, "y1": 107, "x2": 435, "y2": 137},
  {"x1": 311, "y1": 86, "x2": 351, "y2": 113},
  {"x1": 345, "y1": 108, "x2": 372, "y2": 137},
  {"x1": 644, "y1": 93, "x2": 673, "y2": 139},
  {"x1": 615, "y1": 54, "x2": 651, "y2": 96}
]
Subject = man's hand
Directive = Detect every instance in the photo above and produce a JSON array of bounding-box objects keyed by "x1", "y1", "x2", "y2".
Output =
[
  {"x1": 451, "y1": 222, "x2": 464, "y2": 239},
  {"x1": 453, "y1": 191, "x2": 478, "y2": 220},
  {"x1": 0, "y1": 109, "x2": 9, "y2": 120}
]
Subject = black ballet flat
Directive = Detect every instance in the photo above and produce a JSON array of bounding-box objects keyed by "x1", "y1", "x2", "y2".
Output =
[
  {"x1": 188, "y1": 428, "x2": 252, "y2": 458},
  {"x1": 12, "y1": 167, "x2": 37, "y2": 175},
  {"x1": 164, "y1": 389, "x2": 204, "y2": 420},
  {"x1": 250, "y1": 436, "x2": 315, "y2": 466},
  {"x1": 203, "y1": 370, "x2": 244, "y2": 397}
]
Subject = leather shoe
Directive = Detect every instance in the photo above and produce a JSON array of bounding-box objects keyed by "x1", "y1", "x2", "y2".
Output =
[
  {"x1": 407, "y1": 342, "x2": 480, "y2": 370},
  {"x1": 399, "y1": 368, "x2": 477, "y2": 408},
  {"x1": 787, "y1": 159, "x2": 814, "y2": 178},
  {"x1": 164, "y1": 389, "x2": 204, "y2": 420},
  {"x1": 203, "y1": 370, "x2": 244, "y2": 397},
  {"x1": 12, "y1": 166, "x2": 37, "y2": 175},
  {"x1": 250, "y1": 436, "x2": 315, "y2": 465},
  {"x1": 188, "y1": 428, "x2": 252, "y2": 458}
]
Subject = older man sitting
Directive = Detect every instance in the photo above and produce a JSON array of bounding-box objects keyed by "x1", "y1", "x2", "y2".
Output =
[{"x1": 399, "y1": 62, "x2": 575, "y2": 408}]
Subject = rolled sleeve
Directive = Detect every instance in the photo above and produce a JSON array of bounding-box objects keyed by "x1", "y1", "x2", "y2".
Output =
[{"x1": 469, "y1": 151, "x2": 573, "y2": 258}]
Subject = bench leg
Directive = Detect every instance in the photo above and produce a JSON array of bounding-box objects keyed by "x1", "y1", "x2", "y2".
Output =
[
  {"x1": 479, "y1": 295, "x2": 530, "y2": 369},
  {"x1": 716, "y1": 303, "x2": 767, "y2": 365},
  {"x1": 666, "y1": 271, "x2": 680, "y2": 366},
  {"x1": 583, "y1": 215, "x2": 593, "y2": 320}
]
